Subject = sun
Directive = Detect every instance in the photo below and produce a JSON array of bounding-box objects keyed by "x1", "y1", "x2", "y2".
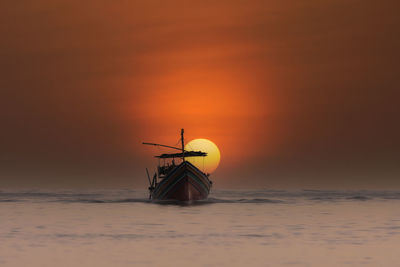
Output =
[{"x1": 185, "y1": 139, "x2": 221, "y2": 174}]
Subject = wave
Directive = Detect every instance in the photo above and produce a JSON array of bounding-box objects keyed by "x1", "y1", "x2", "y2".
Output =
[
  {"x1": 57, "y1": 198, "x2": 152, "y2": 204},
  {"x1": 0, "y1": 199, "x2": 20, "y2": 203},
  {"x1": 2, "y1": 190, "x2": 400, "y2": 205},
  {"x1": 206, "y1": 198, "x2": 283, "y2": 204},
  {"x1": 62, "y1": 198, "x2": 282, "y2": 205}
]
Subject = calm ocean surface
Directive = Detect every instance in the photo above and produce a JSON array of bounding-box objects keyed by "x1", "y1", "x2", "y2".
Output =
[{"x1": 1, "y1": 189, "x2": 400, "y2": 266}]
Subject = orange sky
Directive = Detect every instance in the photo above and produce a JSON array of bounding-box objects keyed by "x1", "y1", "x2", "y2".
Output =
[{"x1": 0, "y1": 0, "x2": 399, "y2": 189}]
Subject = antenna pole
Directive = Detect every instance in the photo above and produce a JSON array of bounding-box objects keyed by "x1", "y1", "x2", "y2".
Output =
[
  {"x1": 181, "y1": 129, "x2": 185, "y2": 162},
  {"x1": 146, "y1": 168, "x2": 151, "y2": 186}
]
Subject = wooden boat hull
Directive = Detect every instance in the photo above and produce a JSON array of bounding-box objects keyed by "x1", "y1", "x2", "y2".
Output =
[{"x1": 151, "y1": 161, "x2": 211, "y2": 201}]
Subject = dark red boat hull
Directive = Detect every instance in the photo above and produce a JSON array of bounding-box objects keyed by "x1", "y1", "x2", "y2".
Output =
[{"x1": 151, "y1": 161, "x2": 211, "y2": 201}]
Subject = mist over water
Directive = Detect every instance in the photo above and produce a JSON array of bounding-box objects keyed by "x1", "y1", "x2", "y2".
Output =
[{"x1": 1, "y1": 189, "x2": 400, "y2": 266}]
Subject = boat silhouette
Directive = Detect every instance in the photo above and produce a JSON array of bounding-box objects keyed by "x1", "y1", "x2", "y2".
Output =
[{"x1": 143, "y1": 129, "x2": 212, "y2": 201}]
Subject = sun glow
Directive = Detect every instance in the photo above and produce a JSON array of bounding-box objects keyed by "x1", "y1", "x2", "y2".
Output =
[{"x1": 185, "y1": 139, "x2": 221, "y2": 174}]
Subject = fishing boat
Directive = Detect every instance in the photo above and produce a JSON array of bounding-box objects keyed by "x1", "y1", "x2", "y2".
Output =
[{"x1": 143, "y1": 129, "x2": 212, "y2": 201}]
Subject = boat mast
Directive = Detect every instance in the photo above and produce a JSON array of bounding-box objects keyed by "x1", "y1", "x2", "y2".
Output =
[{"x1": 181, "y1": 128, "x2": 185, "y2": 162}]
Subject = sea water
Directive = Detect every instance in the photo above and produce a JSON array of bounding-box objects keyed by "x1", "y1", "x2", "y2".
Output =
[{"x1": 1, "y1": 189, "x2": 400, "y2": 266}]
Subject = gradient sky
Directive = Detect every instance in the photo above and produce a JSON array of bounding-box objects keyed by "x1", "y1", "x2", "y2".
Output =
[{"x1": 1, "y1": 0, "x2": 399, "y2": 189}]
